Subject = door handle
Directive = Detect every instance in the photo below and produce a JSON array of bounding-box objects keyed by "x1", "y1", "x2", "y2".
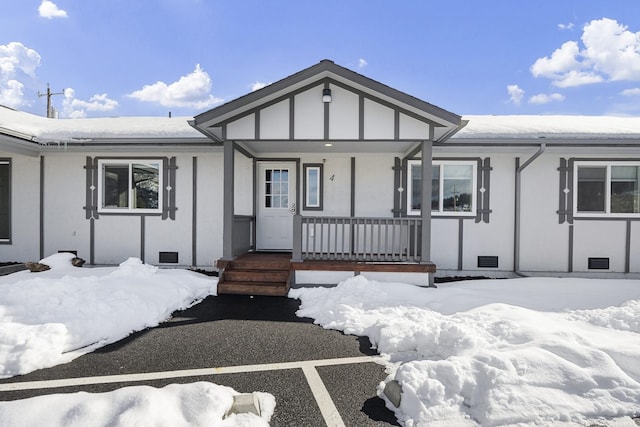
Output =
[{"x1": 289, "y1": 202, "x2": 296, "y2": 214}]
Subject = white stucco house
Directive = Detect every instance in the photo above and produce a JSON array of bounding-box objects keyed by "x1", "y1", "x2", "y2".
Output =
[{"x1": 1, "y1": 60, "x2": 640, "y2": 294}]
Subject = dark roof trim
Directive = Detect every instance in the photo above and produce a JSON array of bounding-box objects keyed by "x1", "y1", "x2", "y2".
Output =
[{"x1": 194, "y1": 59, "x2": 461, "y2": 127}]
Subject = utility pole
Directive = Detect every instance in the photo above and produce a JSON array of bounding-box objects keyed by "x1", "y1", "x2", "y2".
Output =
[{"x1": 38, "y1": 83, "x2": 65, "y2": 118}]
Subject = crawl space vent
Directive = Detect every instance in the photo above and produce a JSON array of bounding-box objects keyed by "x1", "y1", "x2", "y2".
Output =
[
  {"x1": 159, "y1": 251, "x2": 179, "y2": 264},
  {"x1": 588, "y1": 257, "x2": 609, "y2": 270},
  {"x1": 477, "y1": 256, "x2": 499, "y2": 268}
]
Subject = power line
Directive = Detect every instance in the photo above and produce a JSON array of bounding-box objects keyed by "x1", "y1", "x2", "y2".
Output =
[{"x1": 38, "y1": 83, "x2": 66, "y2": 118}]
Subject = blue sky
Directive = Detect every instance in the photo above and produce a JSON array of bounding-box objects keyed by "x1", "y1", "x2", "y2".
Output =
[{"x1": 1, "y1": 0, "x2": 639, "y2": 118}]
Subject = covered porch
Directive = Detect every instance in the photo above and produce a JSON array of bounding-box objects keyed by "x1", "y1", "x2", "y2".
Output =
[{"x1": 191, "y1": 60, "x2": 462, "y2": 294}]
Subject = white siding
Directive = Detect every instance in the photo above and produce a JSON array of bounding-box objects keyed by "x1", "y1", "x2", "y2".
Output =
[
  {"x1": 260, "y1": 100, "x2": 289, "y2": 139},
  {"x1": 363, "y1": 99, "x2": 394, "y2": 140},
  {"x1": 294, "y1": 86, "x2": 324, "y2": 139},
  {"x1": 573, "y1": 221, "x2": 627, "y2": 272},
  {"x1": 0, "y1": 152, "x2": 40, "y2": 262},
  {"x1": 328, "y1": 85, "x2": 359, "y2": 140},
  {"x1": 234, "y1": 153, "x2": 253, "y2": 215},
  {"x1": 462, "y1": 155, "x2": 515, "y2": 271},
  {"x1": 43, "y1": 154, "x2": 90, "y2": 260},
  {"x1": 298, "y1": 156, "x2": 351, "y2": 217},
  {"x1": 430, "y1": 219, "x2": 459, "y2": 270},
  {"x1": 399, "y1": 113, "x2": 430, "y2": 139},
  {"x1": 94, "y1": 216, "x2": 141, "y2": 264},
  {"x1": 195, "y1": 153, "x2": 224, "y2": 267},
  {"x1": 226, "y1": 114, "x2": 255, "y2": 140},
  {"x1": 518, "y1": 155, "x2": 569, "y2": 272},
  {"x1": 354, "y1": 155, "x2": 394, "y2": 217},
  {"x1": 631, "y1": 221, "x2": 640, "y2": 273}
]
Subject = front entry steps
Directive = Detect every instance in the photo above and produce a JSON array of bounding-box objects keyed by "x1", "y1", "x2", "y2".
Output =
[{"x1": 216, "y1": 253, "x2": 291, "y2": 297}]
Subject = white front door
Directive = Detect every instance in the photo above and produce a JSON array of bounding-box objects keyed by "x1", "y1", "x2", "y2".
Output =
[{"x1": 256, "y1": 162, "x2": 296, "y2": 250}]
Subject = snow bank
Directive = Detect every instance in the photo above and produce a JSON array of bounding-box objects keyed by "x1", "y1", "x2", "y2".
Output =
[
  {"x1": 289, "y1": 276, "x2": 640, "y2": 426},
  {"x1": 0, "y1": 382, "x2": 275, "y2": 427},
  {"x1": 0, "y1": 256, "x2": 217, "y2": 378}
]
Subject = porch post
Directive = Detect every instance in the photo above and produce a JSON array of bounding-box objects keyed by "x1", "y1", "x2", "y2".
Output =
[
  {"x1": 292, "y1": 214, "x2": 302, "y2": 262},
  {"x1": 420, "y1": 139, "x2": 432, "y2": 263},
  {"x1": 222, "y1": 140, "x2": 235, "y2": 260}
]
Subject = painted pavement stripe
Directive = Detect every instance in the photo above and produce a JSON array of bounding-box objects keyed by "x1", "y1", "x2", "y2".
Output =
[
  {"x1": 0, "y1": 355, "x2": 384, "y2": 392},
  {"x1": 302, "y1": 365, "x2": 346, "y2": 427}
]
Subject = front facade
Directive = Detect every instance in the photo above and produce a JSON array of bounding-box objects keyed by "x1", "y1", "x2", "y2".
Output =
[{"x1": 1, "y1": 60, "x2": 640, "y2": 285}]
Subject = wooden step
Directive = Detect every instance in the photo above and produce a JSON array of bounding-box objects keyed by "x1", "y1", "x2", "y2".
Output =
[
  {"x1": 217, "y1": 281, "x2": 289, "y2": 297},
  {"x1": 224, "y1": 269, "x2": 289, "y2": 283},
  {"x1": 229, "y1": 258, "x2": 291, "y2": 271}
]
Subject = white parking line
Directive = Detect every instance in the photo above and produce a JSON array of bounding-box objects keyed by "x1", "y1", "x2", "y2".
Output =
[
  {"x1": 0, "y1": 355, "x2": 384, "y2": 392},
  {"x1": 302, "y1": 365, "x2": 346, "y2": 427}
]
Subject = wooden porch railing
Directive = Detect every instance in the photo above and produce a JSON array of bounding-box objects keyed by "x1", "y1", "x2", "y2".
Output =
[{"x1": 292, "y1": 215, "x2": 422, "y2": 262}]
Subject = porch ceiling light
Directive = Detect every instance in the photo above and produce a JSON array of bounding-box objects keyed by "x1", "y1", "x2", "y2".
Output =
[{"x1": 322, "y1": 88, "x2": 332, "y2": 103}]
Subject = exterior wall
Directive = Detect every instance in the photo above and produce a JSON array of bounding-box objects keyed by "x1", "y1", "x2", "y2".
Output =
[
  {"x1": 430, "y1": 219, "x2": 459, "y2": 269},
  {"x1": 234, "y1": 152, "x2": 253, "y2": 215},
  {"x1": 220, "y1": 83, "x2": 432, "y2": 143},
  {"x1": 328, "y1": 85, "x2": 359, "y2": 139},
  {"x1": 428, "y1": 155, "x2": 516, "y2": 272},
  {"x1": 0, "y1": 151, "x2": 40, "y2": 262},
  {"x1": 299, "y1": 156, "x2": 352, "y2": 217},
  {"x1": 573, "y1": 220, "x2": 627, "y2": 272},
  {"x1": 37, "y1": 150, "x2": 224, "y2": 268},
  {"x1": 354, "y1": 155, "x2": 394, "y2": 217},
  {"x1": 462, "y1": 155, "x2": 515, "y2": 271},
  {"x1": 518, "y1": 154, "x2": 570, "y2": 272},
  {"x1": 195, "y1": 153, "x2": 224, "y2": 267},
  {"x1": 363, "y1": 99, "x2": 394, "y2": 140},
  {"x1": 294, "y1": 87, "x2": 324, "y2": 139},
  {"x1": 631, "y1": 222, "x2": 640, "y2": 273},
  {"x1": 260, "y1": 100, "x2": 289, "y2": 139},
  {"x1": 43, "y1": 154, "x2": 92, "y2": 260}
]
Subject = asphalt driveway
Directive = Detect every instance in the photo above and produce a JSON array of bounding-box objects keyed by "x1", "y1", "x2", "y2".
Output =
[{"x1": 0, "y1": 294, "x2": 399, "y2": 426}]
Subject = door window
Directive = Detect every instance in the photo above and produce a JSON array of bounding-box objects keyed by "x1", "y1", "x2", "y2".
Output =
[{"x1": 264, "y1": 168, "x2": 289, "y2": 208}]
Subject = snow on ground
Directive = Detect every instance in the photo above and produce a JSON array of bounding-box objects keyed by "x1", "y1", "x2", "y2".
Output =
[
  {"x1": 0, "y1": 382, "x2": 275, "y2": 427},
  {"x1": 0, "y1": 253, "x2": 218, "y2": 378},
  {"x1": 289, "y1": 276, "x2": 640, "y2": 427},
  {"x1": 0, "y1": 253, "x2": 277, "y2": 426}
]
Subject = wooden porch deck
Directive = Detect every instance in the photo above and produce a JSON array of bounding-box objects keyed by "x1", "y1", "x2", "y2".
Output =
[{"x1": 216, "y1": 252, "x2": 436, "y2": 296}]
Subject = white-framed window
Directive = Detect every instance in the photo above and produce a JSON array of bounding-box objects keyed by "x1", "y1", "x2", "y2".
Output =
[
  {"x1": 574, "y1": 161, "x2": 640, "y2": 216},
  {"x1": 407, "y1": 160, "x2": 477, "y2": 216},
  {"x1": 303, "y1": 164, "x2": 323, "y2": 210},
  {"x1": 98, "y1": 159, "x2": 162, "y2": 213}
]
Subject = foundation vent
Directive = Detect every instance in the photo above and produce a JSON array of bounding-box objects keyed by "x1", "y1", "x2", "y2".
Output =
[
  {"x1": 588, "y1": 257, "x2": 609, "y2": 270},
  {"x1": 159, "y1": 251, "x2": 179, "y2": 264},
  {"x1": 477, "y1": 256, "x2": 498, "y2": 269}
]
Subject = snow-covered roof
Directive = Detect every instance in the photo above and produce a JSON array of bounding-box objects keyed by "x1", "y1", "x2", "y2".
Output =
[
  {"x1": 2, "y1": 105, "x2": 640, "y2": 144},
  {"x1": 455, "y1": 115, "x2": 640, "y2": 140},
  {"x1": 0, "y1": 105, "x2": 202, "y2": 143}
]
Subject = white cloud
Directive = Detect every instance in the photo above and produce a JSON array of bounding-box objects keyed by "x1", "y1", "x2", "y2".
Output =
[
  {"x1": 251, "y1": 81, "x2": 269, "y2": 91},
  {"x1": 621, "y1": 87, "x2": 640, "y2": 96},
  {"x1": 531, "y1": 18, "x2": 640, "y2": 87},
  {"x1": 0, "y1": 80, "x2": 25, "y2": 108},
  {"x1": 529, "y1": 93, "x2": 565, "y2": 104},
  {"x1": 61, "y1": 88, "x2": 118, "y2": 118},
  {"x1": 507, "y1": 84, "x2": 525, "y2": 105},
  {"x1": 38, "y1": 0, "x2": 68, "y2": 19},
  {"x1": 358, "y1": 58, "x2": 368, "y2": 68},
  {"x1": 558, "y1": 22, "x2": 574, "y2": 31},
  {"x1": 0, "y1": 42, "x2": 41, "y2": 108},
  {"x1": 127, "y1": 64, "x2": 222, "y2": 109}
]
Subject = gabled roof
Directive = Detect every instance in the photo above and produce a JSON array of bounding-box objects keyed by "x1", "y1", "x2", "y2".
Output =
[{"x1": 192, "y1": 59, "x2": 462, "y2": 133}]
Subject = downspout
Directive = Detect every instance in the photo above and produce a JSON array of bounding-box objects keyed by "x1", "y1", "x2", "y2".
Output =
[{"x1": 514, "y1": 143, "x2": 546, "y2": 275}]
